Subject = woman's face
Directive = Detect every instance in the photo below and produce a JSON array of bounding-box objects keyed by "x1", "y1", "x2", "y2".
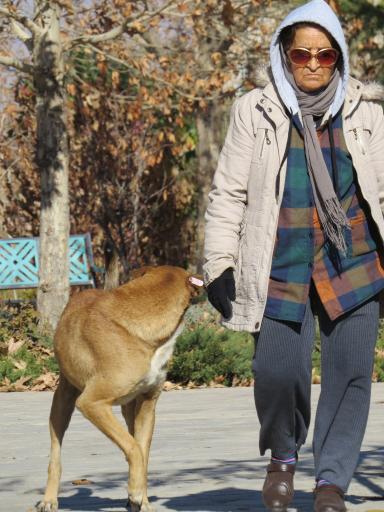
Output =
[{"x1": 288, "y1": 26, "x2": 337, "y2": 93}]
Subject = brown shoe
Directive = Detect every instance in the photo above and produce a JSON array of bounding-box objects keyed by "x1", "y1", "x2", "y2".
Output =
[
  {"x1": 314, "y1": 484, "x2": 347, "y2": 512},
  {"x1": 262, "y1": 461, "x2": 295, "y2": 511}
]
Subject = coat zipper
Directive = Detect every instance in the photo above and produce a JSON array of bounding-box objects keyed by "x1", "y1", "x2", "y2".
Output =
[
  {"x1": 259, "y1": 129, "x2": 271, "y2": 158},
  {"x1": 353, "y1": 128, "x2": 366, "y2": 155}
]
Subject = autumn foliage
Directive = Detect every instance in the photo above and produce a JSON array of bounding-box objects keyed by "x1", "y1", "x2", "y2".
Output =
[
  {"x1": 0, "y1": 0, "x2": 382, "y2": 276},
  {"x1": 1, "y1": 0, "x2": 283, "y2": 276}
]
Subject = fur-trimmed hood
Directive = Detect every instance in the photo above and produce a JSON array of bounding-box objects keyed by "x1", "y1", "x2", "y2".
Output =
[{"x1": 255, "y1": 65, "x2": 384, "y2": 104}]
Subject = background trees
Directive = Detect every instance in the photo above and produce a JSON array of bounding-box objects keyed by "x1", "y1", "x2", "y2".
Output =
[
  {"x1": 0, "y1": 0, "x2": 183, "y2": 329},
  {"x1": 0, "y1": 0, "x2": 383, "y2": 329}
]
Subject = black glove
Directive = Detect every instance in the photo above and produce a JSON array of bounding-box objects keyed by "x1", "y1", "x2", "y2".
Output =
[{"x1": 207, "y1": 268, "x2": 236, "y2": 319}]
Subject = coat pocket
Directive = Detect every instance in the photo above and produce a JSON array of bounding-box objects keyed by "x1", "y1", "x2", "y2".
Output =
[
  {"x1": 348, "y1": 212, "x2": 377, "y2": 257},
  {"x1": 235, "y1": 224, "x2": 264, "y2": 301}
]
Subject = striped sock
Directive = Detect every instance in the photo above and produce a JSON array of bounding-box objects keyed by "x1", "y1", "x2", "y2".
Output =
[
  {"x1": 271, "y1": 454, "x2": 297, "y2": 465},
  {"x1": 317, "y1": 479, "x2": 331, "y2": 487}
]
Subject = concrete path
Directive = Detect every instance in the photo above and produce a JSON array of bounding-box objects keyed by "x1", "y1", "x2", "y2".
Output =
[{"x1": 1, "y1": 385, "x2": 384, "y2": 512}]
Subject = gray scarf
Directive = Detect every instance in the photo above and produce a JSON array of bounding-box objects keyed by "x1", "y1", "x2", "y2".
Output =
[{"x1": 282, "y1": 50, "x2": 350, "y2": 254}]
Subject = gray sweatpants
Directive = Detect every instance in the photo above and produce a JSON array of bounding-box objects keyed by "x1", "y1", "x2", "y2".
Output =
[{"x1": 252, "y1": 291, "x2": 379, "y2": 491}]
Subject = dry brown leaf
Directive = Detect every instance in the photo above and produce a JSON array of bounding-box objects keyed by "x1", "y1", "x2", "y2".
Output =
[
  {"x1": 232, "y1": 376, "x2": 240, "y2": 387},
  {"x1": 15, "y1": 375, "x2": 32, "y2": 385},
  {"x1": 55, "y1": 0, "x2": 74, "y2": 14},
  {"x1": 4, "y1": 104, "x2": 18, "y2": 116},
  {"x1": 163, "y1": 381, "x2": 182, "y2": 391},
  {"x1": 111, "y1": 71, "x2": 120, "y2": 88},
  {"x1": 131, "y1": 21, "x2": 144, "y2": 33},
  {"x1": 72, "y1": 478, "x2": 93, "y2": 485},
  {"x1": 167, "y1": 133, "x2": 176, "y2": 143},
  {"x1": 178, "y1": 3, "x2": 189, "y2": 13},
  {"x1": 33, "y1": 346, "x2": 53, "y2": 356},
  {"x1": 123, "y1": 5, "x2": 132, "y2": 17},
  {"x1": 8, "y1": 338, "x2": 25, "y2": 354},
  {"x1": 0, "y1": 377, "x2": 12, "y2": 392},
  {"x1": 211, "y1": 52, "x2": 222, "y2": 64},
  {"x1": 12, "y1": 376, "x2": 32, "y2": 391},
  {"x1": 13, "y1": 360, "x2": 27, "y2": 370},
  {"x1": 67, "y1": 83, "x2": 76, "y2": 96},
  {"x1": 85, "y1": 92, "x2": 101, "y2": 109},
  {"x1": 31, "y1": 372, "x2": 59, "y2": 391},
  {"x1": 208, "y1": 381, "x2": 225, "y2": 388}
]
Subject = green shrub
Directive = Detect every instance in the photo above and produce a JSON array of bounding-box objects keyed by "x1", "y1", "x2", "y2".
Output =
[
  {"x1": 168, "y1": 321, "x2": 254, "y2": 386},
  {"x1": 374, "y1": 320, "x2": 384, "y2": 381},
  {"x1": 0, "y1": 302, "x2": 52, "y2": 346},
  {"x1": 169, "y1": 304, "x2": 384, "y2": 385}
]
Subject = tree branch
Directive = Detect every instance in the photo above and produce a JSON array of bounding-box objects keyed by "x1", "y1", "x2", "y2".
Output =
[
  {"x1": 0, "y1": 54, "x2": 33, "y2": 74},
  {"x1": 68, "y1": 0, "x2": 178, "y2": 48},
  {"x1": 83, "y1": 44, "x2": 225, "y2": 103},
  {"x1": 132, "y1": 33, "x2": 175, "y2": 53},
  {"x1": 9, "y1": 19, "x2": 33, "y2": 52},
  {"x1": 0, "y1": 6, "x2": 41, "y2": 37},
  {"x1": 10, "y1": 19, "x2": 31, "y2": 42}
]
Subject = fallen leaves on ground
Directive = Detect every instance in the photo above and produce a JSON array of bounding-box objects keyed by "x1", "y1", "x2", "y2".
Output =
[
  {"x1": 8, "y1": 338, "x2": 25, "y2": 354},
  {"x1": 30, "y1": 372, "x2": 59, "y2": 391},
  {"x1": 0, "y1": 369, "x2": 58, "y2": 392},
  {"x1": 72, "y1": 479, "x2": 94, "y2": 486}
]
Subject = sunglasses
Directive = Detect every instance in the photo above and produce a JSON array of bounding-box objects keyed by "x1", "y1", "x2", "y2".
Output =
[{"x1": 287, "y1": 47, "x2": 340, "y2": 67}]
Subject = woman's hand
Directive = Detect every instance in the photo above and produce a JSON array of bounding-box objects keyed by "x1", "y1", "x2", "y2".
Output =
[{"x1": 207, "y1": 268, "x2": 236, "y2": 319}]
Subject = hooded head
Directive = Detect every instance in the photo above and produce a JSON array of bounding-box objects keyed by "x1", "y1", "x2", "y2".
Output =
[{"x1": 270, "y1": 0, "x2": 349, "y2": 117}]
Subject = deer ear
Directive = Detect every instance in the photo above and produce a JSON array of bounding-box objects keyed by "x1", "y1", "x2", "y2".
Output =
[{"x1": 188, "y1": 276, "x2": 204, "y2": 288}]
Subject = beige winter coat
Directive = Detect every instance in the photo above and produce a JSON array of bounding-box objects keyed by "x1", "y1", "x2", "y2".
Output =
[{"x1": 203, "y1": 74, "x2": 384, "y2": 332}]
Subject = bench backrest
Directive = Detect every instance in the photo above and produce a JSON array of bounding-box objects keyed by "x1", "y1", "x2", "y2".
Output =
[{"x1": 0, "y1": 234, "x2": 96, "y2": 289}]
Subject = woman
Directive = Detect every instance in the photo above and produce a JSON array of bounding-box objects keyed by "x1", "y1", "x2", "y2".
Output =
[{"x1": 203, "y1": 1, "x2": 384, "y2": 511}]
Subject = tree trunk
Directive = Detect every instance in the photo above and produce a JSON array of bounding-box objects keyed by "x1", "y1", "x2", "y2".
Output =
[
  {"x1": 195, "y1": 101, "x2": 228, "y2": 273},
  {"x1": 34, "y1": 2, "x2": 70, "y2": 331}
]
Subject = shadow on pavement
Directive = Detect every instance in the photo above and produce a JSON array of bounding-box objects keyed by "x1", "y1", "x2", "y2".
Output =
[
  {"x1": 54, "y1": 487, "x2": 315, "y2": 512},
  {"x1": 352, "y1": 448, "x2": 384, "y2": 500},
  {"x1": 30, "y1": 449, "x2": 384, "y2": 512},
  {"x1": 162, "y1": 488, "x2": 316, "y2": 511}
]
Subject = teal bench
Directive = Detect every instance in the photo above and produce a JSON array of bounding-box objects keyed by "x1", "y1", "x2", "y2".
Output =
[{"x1": 0, "y1": 234, "x2": 99, "y2": 289}]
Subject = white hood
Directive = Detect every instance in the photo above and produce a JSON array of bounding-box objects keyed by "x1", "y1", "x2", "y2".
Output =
[{"x1": 270, "y1": 0, "x2": 349, "y2": 117}]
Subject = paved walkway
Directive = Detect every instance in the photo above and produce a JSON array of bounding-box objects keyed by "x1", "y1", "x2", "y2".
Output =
[{"x1": 1, "y1": 385, "x2": 384, "y2": 512}]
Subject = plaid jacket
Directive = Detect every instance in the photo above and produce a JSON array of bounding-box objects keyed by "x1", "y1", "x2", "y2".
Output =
[{"x1": 265, "y1": 113, "x2": 384, "y2": 323}]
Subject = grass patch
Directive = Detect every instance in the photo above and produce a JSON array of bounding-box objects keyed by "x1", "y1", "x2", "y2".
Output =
[{"x1": 0, "y1": 303, "x2": 57, "y2": 391}]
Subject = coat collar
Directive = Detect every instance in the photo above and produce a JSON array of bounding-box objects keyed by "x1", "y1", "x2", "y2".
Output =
[
  {"x1": 254, "y1": 66, "x2": 384, "y2": 122},
  {"x1": 258, "y1": 81, "x2": 289, "y2": 129}
]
